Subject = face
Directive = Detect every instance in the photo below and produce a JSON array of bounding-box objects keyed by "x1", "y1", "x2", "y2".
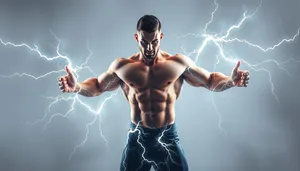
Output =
[{"x1": 135, "y1": 30, "x2": 163, "y2": 60}]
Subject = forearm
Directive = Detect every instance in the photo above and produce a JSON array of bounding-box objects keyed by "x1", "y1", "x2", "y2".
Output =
[
  {"x1": 208, "y1": 72, "x2": 235, "y2": 92},
  {"x1": 74, "y1": 78, "x2": 102, "y2": 97}
]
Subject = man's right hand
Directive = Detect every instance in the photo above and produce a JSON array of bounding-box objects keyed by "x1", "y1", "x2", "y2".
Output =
[{"x1": 58, "y1": 66, "x2": 77, "y2": 93}]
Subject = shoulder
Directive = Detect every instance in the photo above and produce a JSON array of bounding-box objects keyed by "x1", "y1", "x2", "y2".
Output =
[
  {"x1": 109, "y1": 57, "x2": 134, "y2": 71},
  {"x1": 167, "y1": 53, "x2": 194, "y2": 66}
]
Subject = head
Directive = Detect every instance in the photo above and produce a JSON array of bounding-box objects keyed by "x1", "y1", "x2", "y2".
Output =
[{"x1": 134, "y1": 15, "x2": 164, "y2": 60}]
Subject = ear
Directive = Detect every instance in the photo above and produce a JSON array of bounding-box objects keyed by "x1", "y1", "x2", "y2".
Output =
[
  {"x1": 160, "y1": 32, "x2": 164, "y2": 40},
  {"x1": 134, "y1": 33, "x2": 138, "y2": 42}
]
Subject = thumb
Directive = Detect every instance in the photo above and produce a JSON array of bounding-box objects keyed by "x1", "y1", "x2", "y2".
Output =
[
  {"x1": 65, "y1": 65, "x2": 73, "y2": 76},
  {"x1": 233, "y1": 60, "x2": 241, "y2": 71}
]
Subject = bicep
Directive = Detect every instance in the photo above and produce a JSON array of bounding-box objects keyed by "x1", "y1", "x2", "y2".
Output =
[
  {"x1": 182, "y1": 63, "x2": 212, "y2": 88},
  {"x1": 96, "y1": 58, "x2": 124, "y2": 92},
  {"x1": 173, "y1": 54, "x2": 211, "y2": 88},
  {"x1": 97, "y1": 71, "x2": 120, "y2": 92}
]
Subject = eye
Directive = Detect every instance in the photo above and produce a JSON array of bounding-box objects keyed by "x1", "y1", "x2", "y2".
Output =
[
  {"x1": 141, "y1": 40, "x2": 147, "y2": 44},
  {"x1": 152, "y1": 40, "x2": 158, "y2": 44}
]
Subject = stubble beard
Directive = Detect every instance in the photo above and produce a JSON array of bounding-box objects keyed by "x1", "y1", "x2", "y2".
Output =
[{"x1": 142, "y1": 49, "x2": 158, "y2": 60}]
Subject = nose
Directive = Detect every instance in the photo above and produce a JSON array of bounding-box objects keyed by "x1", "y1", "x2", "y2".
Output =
[{"x1": 146, "y1": 44, "x2": 153, "y2": 51}]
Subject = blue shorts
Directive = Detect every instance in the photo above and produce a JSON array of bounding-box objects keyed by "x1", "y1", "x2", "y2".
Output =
[{"x1": 120, "y1": 122, "x2": 189, "y2": 171}]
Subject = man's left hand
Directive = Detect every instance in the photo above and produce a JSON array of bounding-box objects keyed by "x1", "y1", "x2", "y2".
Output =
[{"x1": 231, "y1": 61, "x2": 250, "y2": 87}]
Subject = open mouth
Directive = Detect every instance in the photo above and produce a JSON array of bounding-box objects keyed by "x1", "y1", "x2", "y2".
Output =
[{"x1": 145, "y1": 52, "x2": 154, "y2": 56}]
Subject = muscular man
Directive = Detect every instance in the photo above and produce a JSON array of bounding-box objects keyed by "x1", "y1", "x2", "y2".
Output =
[{"x1": 58, "y1": 15, "x2": 250, "y2": 171}]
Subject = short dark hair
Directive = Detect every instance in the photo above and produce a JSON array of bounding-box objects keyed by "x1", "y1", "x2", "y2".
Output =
[{"x1": 136, "y1": 15, "x2": 161, "y2": 32}]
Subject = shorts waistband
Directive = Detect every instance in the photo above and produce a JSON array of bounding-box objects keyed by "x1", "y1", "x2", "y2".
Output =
[{"x1": 129, "y1": 121, "x2": 177, "y2": 134}]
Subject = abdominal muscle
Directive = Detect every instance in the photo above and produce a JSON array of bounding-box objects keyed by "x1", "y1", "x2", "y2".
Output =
[{"x1": 128, "y1": 87, "x2": 177, "y2": 128}]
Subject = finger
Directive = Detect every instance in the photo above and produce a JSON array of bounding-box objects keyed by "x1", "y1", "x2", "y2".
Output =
[
  {"x1": 59, "y1": 86, "x2": 64, "y2": 90},
  {"x1": 238, "y1": 81, "x2": 244, "y2": 87},
  {"x1": 65, "y1": 87, "x2": 71, "y2": 93},
  {"x1": 58, "y1": 77, "x2": 64, "y2": 82},
  {"x1": 58, "y1": 82, "x2": 63, "y2": 86},
  {"x1": 59, "y1": 82, "x2": 65, "y2": 88},
  {"x1": 245, "y1": 76, "x2": 250, "y2": 80},
  {"x1": 243, "y1": 80, "x2": 249, "y2": 87},
  {"x1": 59, "y1": 77, "x2": 66, "y2": 82},
  {"x1": 63, "y1": 83, "x2": 69, "y2": 89},
  {"x1": 244, "y1": 71, "x2": 249, "y2": 76},
  {"x1": 65, "y1": 65, "x2": 73, "y2": 76},
  {"x1": 234, "y1": 61, "x2": 241, "y2": 71}
]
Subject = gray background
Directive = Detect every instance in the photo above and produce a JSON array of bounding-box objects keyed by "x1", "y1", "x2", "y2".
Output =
[{"x1": 0, "y1": 0, "x2": 300, "y2": 171}]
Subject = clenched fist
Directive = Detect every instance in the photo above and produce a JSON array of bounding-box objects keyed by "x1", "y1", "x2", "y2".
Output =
[{"x1": 58, "y1": 66, "x2": 77, "y2": 93}]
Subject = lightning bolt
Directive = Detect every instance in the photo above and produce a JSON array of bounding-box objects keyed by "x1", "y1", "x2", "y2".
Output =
[
  {"x1": 179, "y1": 0, "x2": 300, "y2": 135},
  {"x1": 1, "y1": 0, "x2": 299, "y2": 168},
  {"x1": 122, "y1": 122, "x2": 183, "y2": 171},
  {"x1": 0, "y1": 30, "x2": 120, "y2": 159},
  {"x1": 122, "y1": 121, "x2": 159, "y2": 171},
  {"x1": 154, "y1": 126, "x2": 182, "y2": 170},
  {"x1": 0, "y1": 27, "x2": 180, "y2": 169}
]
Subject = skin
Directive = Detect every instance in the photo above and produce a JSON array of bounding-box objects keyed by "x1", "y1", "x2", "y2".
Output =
[{"x1": 58, "y1": 30, "x2": 250, "y2": 128}]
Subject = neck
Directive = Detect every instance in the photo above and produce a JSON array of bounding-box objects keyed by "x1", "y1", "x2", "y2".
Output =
[{"x1": 143, "y1": 57, "x2": 155, "y2": 66}]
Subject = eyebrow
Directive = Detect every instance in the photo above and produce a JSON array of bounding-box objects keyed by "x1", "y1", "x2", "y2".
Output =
[{"x1": 141, "y1": 39, "x2": 158, "y2": 43}]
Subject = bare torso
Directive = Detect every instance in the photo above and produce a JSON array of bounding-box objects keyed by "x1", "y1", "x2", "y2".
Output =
[{"x1": 114, "y1": 51, "x2": 187, "y2": 128}]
